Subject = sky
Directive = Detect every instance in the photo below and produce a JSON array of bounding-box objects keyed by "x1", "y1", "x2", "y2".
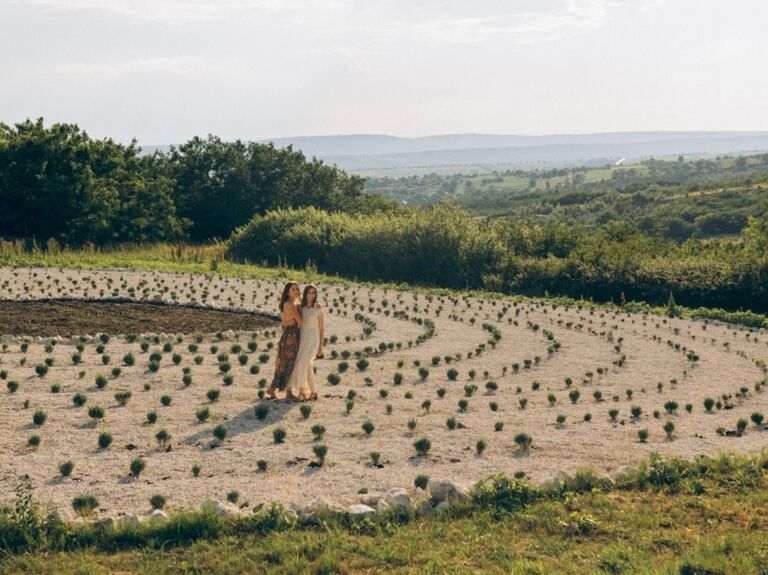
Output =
[{"x1": 2, "y1": 0, "x2": 767, "y2": 144}]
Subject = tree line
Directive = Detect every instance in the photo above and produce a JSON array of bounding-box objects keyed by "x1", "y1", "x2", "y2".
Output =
[
  {"x1": 0, "y1": 118, "x2": 392, "y2": 244},
  {"x1": 227, "y1": 204, "x2": 768, "y2": 313}
]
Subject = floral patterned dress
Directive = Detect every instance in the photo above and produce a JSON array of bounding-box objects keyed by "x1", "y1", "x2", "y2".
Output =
[{"x1": 270, "y1": 323, "x2": 300, "y2": 391}]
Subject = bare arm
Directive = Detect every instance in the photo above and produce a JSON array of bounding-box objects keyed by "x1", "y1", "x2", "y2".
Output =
[{"x1": 317, "y1": 310, "x2": 325, "y2": 355}]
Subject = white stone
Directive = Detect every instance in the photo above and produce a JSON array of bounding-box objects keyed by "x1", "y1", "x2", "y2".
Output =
[
  {"x1": 149, "y1": 509, "x2": 169, "y2": 524},
  {"x1": 346, "y1": 504, "x2": 376, "y2": 519},
  {"x1": 201, "y1": 498, "x2": 240, "y2": 518},
  {"x1": 119, "y1": 514, "x2": 143, "y2": 528},
  {"x1": 434, "y1": 500, "x2": 453, "y2": 514},
  {"x1": 385, "y1": 488, "x2": 412, "y2": 513},
  {"x1": 415, "y1": 499, "x2": 434, "y2": 516},
  {"x1": 376, "y1": 499, "x2": 390, "y2": 513},
  {"x1": 360, "y1": 493, "x2": 382, "y2": 506}
]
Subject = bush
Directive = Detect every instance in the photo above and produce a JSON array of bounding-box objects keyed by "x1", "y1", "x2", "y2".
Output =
[
  {"x1": 472, "y1": 475, "x2": 540, "y2": 514},
  {"x1": 476, "y1": 439, "x2": 487, "y2": 455},
  {"x1": 72, "y1": 392, "x2": 87, "y2": 407},
  {"x1": 414, "y1": 474, "x2": 429, "y2": 490},
  {"x1": 273, "y1": 427, "x2": 287, "y2": 444},
  {"x1": 413, "y1": 437, "x2": 431, "y2": 457},
  {"x1": 130, "y1": 458, "x2": 146, "y2": 477},
  {"x1": 638, "y1": 428, "x2": 649, "y2": 443},
  {"x1": 311, "y1": 424, "x2": 326, "y2": 440},
  {"x1": 254, "y1": 404, "x2": 269, "y2": 420},
  {"x1": 98, "y1": 432, "x2": 113, "y2": 449},
  {"x1": 213, "y1": 424, "x2": 228, "y2": 442},
  {"x1": 150, "y1": 494, "x2": 166, "y2": 510},
  {"x1": 514, "y1": 433, "x2": 533, "y2": 451},
  {"x1": 327, "y1": 373, "x2": 341, "y2": 386},
  {"x1": 300, "y1": 404, "x2": 312, "y2": 420},
  {"x1": 361, "y1": 420, "x2": 375, "y2": 435},
  {"x1": 663, "y1": 421, "x2": 675, "y2": 440},
  {"x1": 751, "y1": 412, "x2": 764, "y2": 426},
  {"x1": 59, "y1": 461, "x2": 74, "y2": 477},
  {"x1": 72, "y1": 494, "x2": 99, "y2": 517},
  {"x1": 447, "y1": 368, "x2": 459, "y2": 381},
  {"x1": 703, "y1": 397, "x2": 715, "y2": 412},
  {"x1": 313, "y1": 444, "x2": 328, "y2": 465},
  {"x1": 207, "y1": 388, "x2": 220, "y2": 402},
  {"x1": 32, "y1": 410, "x2": 47, "y2": 426},
  {"x1": 95, "y1": 374, "x2": 108, "y2": 389}
]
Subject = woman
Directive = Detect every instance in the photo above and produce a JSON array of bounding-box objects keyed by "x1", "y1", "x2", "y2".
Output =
[
  {"x1": 287, "y1": 284, "x2": 324, "y2": 402},
  {"x1": 267, "y1": 282, "x2": 303, "y2": 400}
]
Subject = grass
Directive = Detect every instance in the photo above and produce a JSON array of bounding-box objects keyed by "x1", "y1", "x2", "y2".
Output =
[{"x1": 3, "y1": 452, "x2": 768, "y2": 573}]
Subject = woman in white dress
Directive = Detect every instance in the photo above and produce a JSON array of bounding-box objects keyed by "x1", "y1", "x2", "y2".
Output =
[{"x1": 288, "y1": 284, "x2": 324, "y2": 402}]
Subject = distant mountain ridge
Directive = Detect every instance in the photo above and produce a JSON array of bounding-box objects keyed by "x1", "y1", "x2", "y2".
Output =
[{"x1": 142, "y1": 131, "x2": 768, "y2": 174}]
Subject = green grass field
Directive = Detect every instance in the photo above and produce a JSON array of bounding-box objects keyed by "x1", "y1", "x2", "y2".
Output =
[{"x1": 3, "y1": 453, "x2": 768, "y2": 574}]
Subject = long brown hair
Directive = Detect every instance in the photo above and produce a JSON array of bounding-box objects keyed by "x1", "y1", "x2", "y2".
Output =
[
  {"x1": 279, "y1": 282, "x2": 299, "y2": 312},
  {"x1": 301, "y1": 283, "x2": 320, "y2": 308}
]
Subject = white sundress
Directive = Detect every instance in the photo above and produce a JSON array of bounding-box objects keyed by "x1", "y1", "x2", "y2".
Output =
[{"x1": 288, "y1": 306, "x2": 322, "y2": 397}]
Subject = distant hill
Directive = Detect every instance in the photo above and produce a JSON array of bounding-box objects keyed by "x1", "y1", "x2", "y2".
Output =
[{"x1": 141, "y1": 131, "x2": 768, "y2": 175}]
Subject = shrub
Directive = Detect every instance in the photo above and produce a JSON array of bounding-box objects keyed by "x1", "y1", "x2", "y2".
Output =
[
  {"x1": 356, "y1": 358, "x2": 369, "y2": 371},
  {"x1": 437, "y1": 387, "x2": 446, "y2": 398},
  {"x1": 155, "y1": 429, "x2": 171, "y2": 447},
  {"x1": 313, "y1": 444, "x2": 328, "y2": 465},
  {"x1": 736, "y1": 418, "x2": 748, "y2": 435},
  {"x1": 254, "y1": 404, "x2": 269, "y2": 420},
  {"x1": 300, "y1": 404, "x2": 312, "y2": 420},
  {"x1": 145, "y1": 410, "x2": 158, "y2": 424},
  {"x1": 485, "y1": 380, "x2": 498, "y2": 393},
  {"x1": 213, "y1": 424, "x2": 228, "y2": 442},
  {"x1": 207, "y1": 388, "x2": 220, "y2": 402},
  {"x1": 95, "y1": 374, "x2": 108, "y2": 389},
  {"x1": 272, "y1": 427, "x2": 287, "y2": 444},
  {"x1": 569, "y1": 389, "x2": 580, "y2": 404},
  {"x1": 631, "y1": 405, "x2": 642, "y2": 418},
  {"x1": 664, "y1": 401, "x2": 679, "y2": 414},
  {"x1": 32, "y1": 409, "x2": 47, "y2": 426},
  {"x1": 421, "y1": 399, "x2": 432, "y2": 413},
  {"x1": 226, "y1": 490, "x2": 239, "y2": 504},
  {"x1": 472, "y1": 475, "x2": 540, "y2": 513},
  {"x1": 327, "y1": 373, "x2": 341, "y2": 386},
  {"x1": 160, "y1": 395, "x2": 172, "y2": 407},
  {"x1": 369, "y1": 451, "x2": 381, "y2": 466},
  {"x1": 556, "y1": 414, "x2": 566, "y2": 426},
  {"x1": 407, "y1": 418, "x2": 417, "y2": 433},
  {"x1": 59, "y1": 461, "x2": 75, "y2": 477},
  {"x1": 608, "y1": 409, "x2": 619, "y2": 422},
  {"x1": 446, "y1": 416, "x2": 457, "y2": 430},
  {"x1": 464, "y1": 384, "x2": 477, "y2": 397},
  {"x1": 98, "y1": 432, "x2": 113, "y2": 449},
  {"x1": 72, "y1": 494, "x2": 99, "y2": 517},
  {"x1": 414, "y1": 474, "x2": 429, "y2": 490},
  {"x1": 72, "y1": 392, "x2": 87, "y2": 407},
  {"x1": 476, "y1": 439, "x2": 487, "y2": 455},
  {"x1": 418, "y1": 367, "x2": 430, "y2": 380},
  {"x1": 192, "y1": 464, "x2": 202, "y2": 477},
  {"x1": 514, "y1": 433, "x2": 533, "y2": 451},
  {"x1": 638, "y1": 428, "x2": 649, "y2": 443},
  {"x1": 458, "y1": 399, "x2": 469, "y2": 412},
  {"x1": 663, "y1": 421, "x2": 675, "y2": 440},
  {"x1": 593, "y1": 390, "x2": 602, "y2": 402},
  {"x1": 413, "y1": 437, "x2": 431, "y2": 457},
  {"x1": 149, "y1": 494, "x2": 166, "y2": 510},
  {"x1": 256, "y1": 460, "x2": 268, "y2": 473},
  {"x1": 393, "y1": 372, "x2": 403, "y2": 385},
  {"x1": 28, "y1": 435, "x2": 41, "y2": 448},
  {"x1": 35, "y1": 364, "x2": 48, "y2": 378},
  {"x1": 494, "y1": 421, "x2": 504, "y2": 432},
  {"x1": 130, "y1": 458, "x2": 146, "y2": 477},
  {"x1": 519, "y1": 398, "x2": 528, "y2": 410},
  {"x1": 346, "y1": 400, "x2": 355, "y2": 413},
  {"x1": 311, "y1": 424, "x2": 326, "y2": 440},
  {"x1": 751, "y1": 412, "x2": 764, "y2": 426},
  {"x1": 114, "y1": 391, "x2": 132, "y2": 406},
  {"x1": 447, "y1": 368, "x2": 459, "y2": 381},
  {"x1": 88, "y1": 405, "x2": 105, "y2": 423}
]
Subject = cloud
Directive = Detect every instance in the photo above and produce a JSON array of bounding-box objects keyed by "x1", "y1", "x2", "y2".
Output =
[{"x1": 53, "y1": 56, "x2": 223, "y2": 76}]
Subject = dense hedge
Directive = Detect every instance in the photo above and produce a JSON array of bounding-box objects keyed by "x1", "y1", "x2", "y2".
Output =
[{"x1": 227, "y1": 205, "x2": 768, "y2": 313}]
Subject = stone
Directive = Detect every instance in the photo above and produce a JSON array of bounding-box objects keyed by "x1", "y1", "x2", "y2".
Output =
[
  {"x1": 201, "y1": 498, "x2": 240, "y2": 518},
  {"x1": 95, "y1": 516, "x2": 116, "y2": 529},
  {"x1": 415, "y1": 499, "x2": 434, "y2": 516},
  {"x1": 427, "y1": 480, "x2": 469, "y2": 504},
  {"x1": 149, "y1": 509, "x2": 169, "y2": 524},
  {"x1": 434, "y1": 500, "x2": 453, "y2": 514},
  {"x1": 385, "y1": 488, "x2": 412, "y2": 513},
  {"x1": 360, "y1": 493, "x2": 383, "y2": 506},
  {"x1": 346, "y1": 504, "x2": 376, "y2": 519},
  {"x1": 119, "y1": 514, "x2": 143, "y2": 528},
  {"x1": 376, "y1": 499, "x2": 390, "y2": 513}
]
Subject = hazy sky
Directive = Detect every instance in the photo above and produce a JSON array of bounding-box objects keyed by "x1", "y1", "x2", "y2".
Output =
[{"x1": 2, "y1": 0, "x2": 767, "y2": 143}]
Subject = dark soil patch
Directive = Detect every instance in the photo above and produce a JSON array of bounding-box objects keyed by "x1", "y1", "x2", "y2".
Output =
[{"x1": 0, "y1": 300, "x2": 279, "y2": 337}]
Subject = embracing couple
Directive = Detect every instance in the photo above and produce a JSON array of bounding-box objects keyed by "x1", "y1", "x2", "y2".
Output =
[{"x1": 266, "y1": 282, "x2": 325, "y2": 402}]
